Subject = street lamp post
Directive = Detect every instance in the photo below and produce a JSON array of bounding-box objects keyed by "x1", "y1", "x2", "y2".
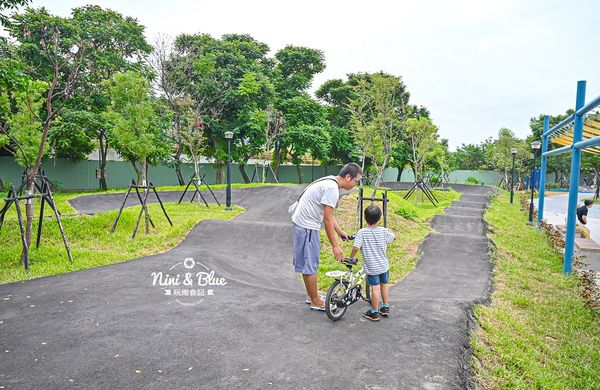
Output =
[
  {"x1": 510, "y1": 148, "x2": 518, "y2": 204},
  {"x1": 224, "y1": 131, "x2": 234, "y2": 210},
  {"x1": 528, "y1": 141, "x2": 542, "y2": 225}
]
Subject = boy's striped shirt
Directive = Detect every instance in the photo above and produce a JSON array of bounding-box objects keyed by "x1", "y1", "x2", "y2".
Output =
[{"x1": 353, "y1": 226, "x2": 395, "y2": 275}]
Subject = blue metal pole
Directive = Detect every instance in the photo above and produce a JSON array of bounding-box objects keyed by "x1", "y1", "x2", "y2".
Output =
[
  {"x1": 543, "y1": 145, "x2": 572, "y2": 157},
  {"x1": 564, "y1": 81, "x2": 587, "y2": 274},
  {"x1": 538, "y1": 115, "x2": 550, "y2": 225},
  {"x1": 573, "y1": 135, "x2": 600, "y2": 150}
]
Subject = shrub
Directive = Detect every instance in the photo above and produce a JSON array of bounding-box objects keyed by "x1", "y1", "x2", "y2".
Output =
[
  {"x1": 465, "y1": 176, "x2": 482, "y2": 185},
  {"x1": 395, "y1": 198, "x2": 418, "y2": 220}
]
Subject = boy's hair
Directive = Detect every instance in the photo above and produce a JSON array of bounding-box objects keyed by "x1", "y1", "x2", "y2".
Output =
[
  {"x1": 364, "y1": 204, "x2": 382, "y2": 225},
  {"x1": 339, "y1": 163, "x2": 362, "y2": 179},
  {"x1": 585, "y1": 199, "x2": 594, "y2": 206}
]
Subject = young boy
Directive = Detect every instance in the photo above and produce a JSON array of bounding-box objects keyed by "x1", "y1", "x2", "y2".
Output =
[{"x1": 349, "y1": 204, "x2": 395, "y2": 322}]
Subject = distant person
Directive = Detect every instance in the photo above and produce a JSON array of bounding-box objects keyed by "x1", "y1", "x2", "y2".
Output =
[
  {"x1": 349, "y1": 204, "x2": 395, "y2": 322},
  {"x1": 576, "y1": 199, "x2": 593, "y2": 239},
  {"x1": 291, "y1": 163, "x2": 362, "y2": 311}
]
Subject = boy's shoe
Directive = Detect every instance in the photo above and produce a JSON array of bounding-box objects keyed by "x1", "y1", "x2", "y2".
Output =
[
  {"x1": 379, "y1": 304, "x2": 390, "y2": 317},
  {"x1": 363, "y1": 309, "x2": 380, "y2": 322}
]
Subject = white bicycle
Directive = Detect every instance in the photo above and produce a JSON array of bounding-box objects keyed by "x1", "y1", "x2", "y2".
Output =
[{"x1": 324, "y1": 257, "x2": 372, "y2": 321}]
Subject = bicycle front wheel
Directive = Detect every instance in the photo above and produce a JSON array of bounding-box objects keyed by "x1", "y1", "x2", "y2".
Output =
[{"x1": 325, "y1": 279, "x2": 348, "y2": 321}]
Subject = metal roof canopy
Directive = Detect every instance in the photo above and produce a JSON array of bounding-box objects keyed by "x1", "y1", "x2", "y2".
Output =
[
  {"x1": 545, "y1": 113, "x2": 600, "y2": 155},
  {"x1": 537, "y1": 81, "x2": 600, "y2": 275}
]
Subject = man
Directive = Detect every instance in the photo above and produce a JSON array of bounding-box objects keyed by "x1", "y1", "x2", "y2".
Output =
[
  {"x1": 576, "y1": 199, "x2": 593, "y2": 239},
  {"x1": 291, "y1": 163, "x2": 362, "y2": 311}
]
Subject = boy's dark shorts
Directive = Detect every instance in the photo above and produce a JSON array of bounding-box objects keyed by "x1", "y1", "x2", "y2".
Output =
[{"x1": 367, "y1": 270, "x2": 389, "y2": 286}]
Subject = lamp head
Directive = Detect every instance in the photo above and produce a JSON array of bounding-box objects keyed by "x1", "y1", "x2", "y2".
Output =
[
  {"x1": 511, "y1": 148, "x2": 518, "y2": 155},
  {"x1": 531, "y1": 141, "x2": 541, "y2": 150},
  {"x1": 224, "y1": 131, "x2": 234, "y2": 140}
]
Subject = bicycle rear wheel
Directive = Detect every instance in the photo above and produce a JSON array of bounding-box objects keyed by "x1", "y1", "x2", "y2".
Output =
[{"x1": 325, "y1": 279, "x2": 348, "y2": 321}]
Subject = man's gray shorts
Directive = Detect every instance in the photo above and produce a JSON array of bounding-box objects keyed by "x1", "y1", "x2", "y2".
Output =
[{"x1": 292, "y1": 223, "x2": 321, "y2": 275}]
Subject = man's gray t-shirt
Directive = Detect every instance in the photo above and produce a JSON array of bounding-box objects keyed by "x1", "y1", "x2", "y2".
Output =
[
  {"x1": 353, "y1": 226, "x2": 395, "y2": 275},
  {"x1": 291, "y1": 176, "x2": 339, "y2": 231}
]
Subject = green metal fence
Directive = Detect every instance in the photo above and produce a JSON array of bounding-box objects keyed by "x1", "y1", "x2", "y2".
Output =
[{"x1": 0, "y1": 156, "x2": 507, "y2": 190}]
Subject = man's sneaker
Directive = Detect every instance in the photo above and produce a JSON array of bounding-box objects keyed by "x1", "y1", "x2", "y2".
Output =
[
  {"x1": 363, "y1": 309, "x2": 380, "y2": 322},
  {"x1": 379, "y1": 304, "x2": 390, "y2": 317}
]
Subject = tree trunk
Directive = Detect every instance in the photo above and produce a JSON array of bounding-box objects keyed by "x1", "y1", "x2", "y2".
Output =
[
  {"x1": 174, "y1": 141, "x2": 185, "y2": 185},
  {"x1": 99, "y1": 133, "x2": 108, "y2": 191},
  {"x1": 131, "y1": 160, "x2": 142, "y2": 184},
  {"x1": 273, "y1": 142, "x2": 284, "y2": 181},
  {"x1": 215, "y1": 165, "x2": 224, "y2": 184},
  {"x1": 396, "y1": 167, "x2": 404, "y2": 182},
  {"x1": 238, "y1": 163, "x2": 250, "y2": 184},
  {"x1": 192, "y1": 156, "x2": 202, "y2": 205},
  {"x1": 142, "y1": 159, "x2": 150, "y2": 234},
  {"x1": 23, "y1": 113, "x2": 54, "y2": 260},
  {"x1": 296, "y1": 163, "x2": 303, "y2": 184}
]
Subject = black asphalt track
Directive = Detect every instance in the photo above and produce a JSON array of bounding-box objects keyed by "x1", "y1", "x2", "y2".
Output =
[{"x1": 0, "y1": 184, "x2": 494, "y2": 389}]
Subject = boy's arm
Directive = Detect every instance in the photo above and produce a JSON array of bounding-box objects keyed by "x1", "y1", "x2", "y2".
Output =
[
  {"x1": 386, "y1": 228, "x2": 396, "y2": 243},
  {"x1": 349, "y1": 246, "x2": 359, "y2": 259},
  {"x1": 324, "y1": 205, "x2": 343, "y2": 261}
]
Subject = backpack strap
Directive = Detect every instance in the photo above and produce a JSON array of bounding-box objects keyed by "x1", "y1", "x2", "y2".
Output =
[{"x1": 295, "y1": 176, "x2": 338, "y2": 202}]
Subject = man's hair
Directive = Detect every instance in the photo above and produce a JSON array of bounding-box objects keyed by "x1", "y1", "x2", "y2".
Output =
[
  {"x1": 585, "y1": 199, "x2": 594, "y2": 206},
  {"x1": 339, "y1": 162, "x2": 362, "y2": 179},
  {"x1": 364, "y1": 204, "x2": 382, "y2": 225}
]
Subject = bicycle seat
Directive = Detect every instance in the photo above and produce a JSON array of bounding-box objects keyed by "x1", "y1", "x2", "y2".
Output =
[{"x1": 342, "y1": 257, "x2": 358, "y2": 266}]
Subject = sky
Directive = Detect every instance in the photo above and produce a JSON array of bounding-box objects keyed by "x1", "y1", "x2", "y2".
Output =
[{"x1": 17, "y1": 0, "x2": 600, "y2": 150}]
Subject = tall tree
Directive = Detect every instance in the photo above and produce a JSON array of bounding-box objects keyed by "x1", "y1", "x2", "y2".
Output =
[
  {"x1": 178, "y1": 95, "x2": 207, "y2": 201},
  {"x1": 103, "y1": 71, "x2": 170, "y2": 233},
  {"x1": 404, "y1": 117, "x2": 441, "y2": 182},
  {"x1": 348, "y1": 73, "x2": 406, "y2": 193},
  {"x1": 487, "y1": 128, "x2": 528, "y2": 188}
]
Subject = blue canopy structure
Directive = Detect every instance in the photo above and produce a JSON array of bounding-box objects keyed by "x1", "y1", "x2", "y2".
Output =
[{"x1": 538, "y1": 80, "x2": 600, "y2": 273}]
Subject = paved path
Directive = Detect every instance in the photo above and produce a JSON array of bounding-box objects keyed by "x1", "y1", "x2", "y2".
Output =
[
  {"x1": 0, "y1": 184, "x2": 494, "y2": 389},
  {"x1": 535, "y1": 192, "x2": 600, "y2": 240}
]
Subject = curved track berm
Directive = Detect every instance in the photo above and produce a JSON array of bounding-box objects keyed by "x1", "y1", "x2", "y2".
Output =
[{"x1": 0, "y1": 184, "x2": 494, "y2": 389}]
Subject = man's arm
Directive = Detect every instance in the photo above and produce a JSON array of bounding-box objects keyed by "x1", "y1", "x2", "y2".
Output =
[
  {"x1": 333, "y1": 218, "x2": 349, "y2": 240},
  {"x1": 324, "y1": 205, "x2": 344, "y2": 261},
  {"x1": 583, "y1": 215, "x2": 588, "y2": 224}
]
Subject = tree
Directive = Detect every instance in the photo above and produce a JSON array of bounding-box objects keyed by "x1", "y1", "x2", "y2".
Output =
[
  {"x1": 261, "y1": 105, "x2": 285, "y2": 182},
  {"x1": 0, "y1": 0, "x2": 28, "y2": 26},
  {"x1": 274, "y1": 45, "x2": 325, "y2": 97},
  {"x1": 529, "y1": 111, "x2": 574, "y2": 185},
  {"x1": 103, "y1": 71, "x2": 170, "y2": 233},
  {"x1": 148, "y1": 34, "x2": 191, "y2": 185},
  {"x1": 390, "y1": 105, "x2": 430, "y2": 181},
  {"x1": 404, "y1": 117, "x2": 441, "y2": 182},
  {"x1": 281, "y1": 125, "x2": 330, "y2": 183},
  {"x1": 56, "y1": 5, "x2": 152, "y2": 189},
  {"x1": 448, "y1": 142, "x2": 491, "y2": 170},
  {"x1": 348, "y1": 73, "x2": 406, "y2": 194},
  {"x1": 178, "y1": 95, "x2": 207, "y2": 202},
  {"x1": 276, "y1": 93, "x2": 328, "y2": 180},
  {"x1": 486, "y1": 128, "x2": 528, "y2": 188},
  {"x1": 582, "y1": 153, "x2": 600, "y2": 199},
  {"x1": 0, "y1": 78, "x2": 47, "y2": 167},
  {"x1": 3, "y1": 5, "x2": 153, "y2": 254}
]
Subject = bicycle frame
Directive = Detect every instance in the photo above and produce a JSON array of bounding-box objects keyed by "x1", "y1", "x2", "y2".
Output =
[{"x1": 326, "y1": 267, "x2": 367, "y2": 298}]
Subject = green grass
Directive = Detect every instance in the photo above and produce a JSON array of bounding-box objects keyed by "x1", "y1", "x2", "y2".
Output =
[
  {"x1": 0, "y1": 199, "x2": 243, "y2": 284},
  {"x1": 316, "y1": 188, "x2": 461, "y2": 291},
  {"x1": 471, "y1": 190, "x2": 600, "y2": 389}
]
